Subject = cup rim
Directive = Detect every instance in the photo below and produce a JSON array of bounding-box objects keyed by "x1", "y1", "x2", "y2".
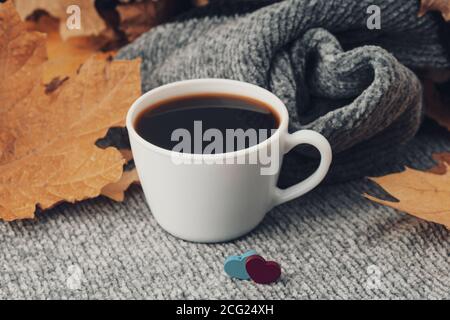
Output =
[{"x1": 126, "y1": 79, "x2": 289, "y2": 160}]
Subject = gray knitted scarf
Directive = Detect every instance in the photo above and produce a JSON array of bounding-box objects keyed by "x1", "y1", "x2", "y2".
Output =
[{"x1": 117, "y1": 0, "x2": 450, "y2": 182}]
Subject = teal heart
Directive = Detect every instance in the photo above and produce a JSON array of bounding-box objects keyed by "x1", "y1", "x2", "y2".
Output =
[{"x1": 224, "y1": 250, "x2": 257, "y2": 280}]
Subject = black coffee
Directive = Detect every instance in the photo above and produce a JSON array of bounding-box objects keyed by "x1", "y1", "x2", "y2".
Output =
[{"x1": 135, "y1": 93, "x2": 279, "y2": 154}]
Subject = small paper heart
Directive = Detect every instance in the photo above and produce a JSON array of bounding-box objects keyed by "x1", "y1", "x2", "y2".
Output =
[
  {"x1": 224, "y1": 250, "x2": 257, "y2": 280},
  {"x1": 245, "y1": 255, "x2": 281, "y2": 285}
]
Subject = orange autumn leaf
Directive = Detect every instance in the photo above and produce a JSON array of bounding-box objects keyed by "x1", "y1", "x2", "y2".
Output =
[
  {"x1": 101, "y1": 168, "x2": 140, "y2": 202},
  {"x1": 13, "y1": 0, "x2": 107, "y2": 40},
  {"x1": 117, "y1": 0, "x2": 183, "y2": 42},
  {"x1": 100, "y1": 149, "x2": 140, "y2": 202},
  {"x1": 0, "y1": 1, "x2": 141, "y2": 221},
  {"x1": 364, "y1": 155, "x2": 450, "y2": 229},
  {"x1": 26, "y1": 14, "x2": 113, "y2": 83},
  {"x1": 419, "y1": 0, "x2": 450, "y2": 21},
  {"x1": 25, "y1": 14, "x2": 140, "y2": 202},
  {"x1": 430, "y1": 152, "x2": 450, "y2": 174},
  {"x1": 26, "y1": 15, "x2": 128, "y2": 205},
  {"x1": 193, "y1": 0, "x2": 209, "y2": 6}
]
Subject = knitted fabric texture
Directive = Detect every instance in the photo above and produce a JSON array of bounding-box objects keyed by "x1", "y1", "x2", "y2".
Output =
[
  {"x1": 117, "y1": 0, "x2": 450, "y2": 182},
  {"x1": 1, "y1": 126, "x2": 449, "y2": 299}
]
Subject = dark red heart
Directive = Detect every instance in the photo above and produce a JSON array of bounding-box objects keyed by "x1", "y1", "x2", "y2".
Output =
[{"x1": 245, "y1": 255, "x2": 281, "y2": 285}]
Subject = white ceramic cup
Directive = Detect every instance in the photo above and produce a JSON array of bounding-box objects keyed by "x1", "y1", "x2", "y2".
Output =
[{"x1": 127, "y1": 79, "x2": 332, "y2": 243}]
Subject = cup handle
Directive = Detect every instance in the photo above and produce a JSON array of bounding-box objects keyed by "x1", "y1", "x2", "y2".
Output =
[{"x1": 272, "y1": 130, "x2": 332, "y2": 207}]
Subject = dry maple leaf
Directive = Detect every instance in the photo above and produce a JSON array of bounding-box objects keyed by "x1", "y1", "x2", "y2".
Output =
[
  {"x1": 430, "y1": 152, "x2": 450, "y2": 174},
  {"x1": 0, "y1": 1, "x2": 141, "y2": 221},
  {"x1": 99, "y1": 148, "x2": 140, "y2": 202},
  {"x1": 193, "y1": 0, "x2": 209, "y2": 6},
  {"x1": 13, "y1": 0, "x2": 107, "y2": 40},
  {"x1": 0, "y1": 2, "x2": 47, "y2": 115},
  {"x1": 26, "y1": 14, "x2": 112, "y2": 83},
  {"x1": 117, "y1": 0, "x2": 184, "y2": 42},
  {"x1": 101, "y1": 168, "x2": 140, "y2": 201},
  {"x1": 94, "y1": 129, "x2": 140, "y2": 201},
  {"x1": 419, "y1": 0, "x2": 450, "y2": 21},
  {"x1": 365, "y1": 156, "x2": 450, "y2": 229}
]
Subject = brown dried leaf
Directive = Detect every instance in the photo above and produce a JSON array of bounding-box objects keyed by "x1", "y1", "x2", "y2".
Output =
[
  {"x1": 429, "y1": 152, "x2": 450, "y2": 174},
  {"x1": 26, "y1": 14, "x2": 113, "y2": 83},
  {"x1": 117, "y1": 0, "x2": 181, "y2": 42},
  {"x1": 365, "y1": 155, "x2": 450, "y2": 229},
  {"x1": 0, "y1": 1, "x2": 141, "y2": 221},
  {"x1": 101, "y1": 168, "x2": 140, "y2": 202},
  {"x1": 0, "y1": 1, "x2": 47, "y2": 114},
  {"x1": 14, "y1": 0, "x2": 107, "y2": 39},
  {"x1": 100, "y1": 149, "x2": 139, "y2": 201},
  {"x1": 419, "y1": 0, "x2": 450, "y2": 21},
  {"x1": 193, "y1": 0, "x2": 209, "y2": 6}
]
